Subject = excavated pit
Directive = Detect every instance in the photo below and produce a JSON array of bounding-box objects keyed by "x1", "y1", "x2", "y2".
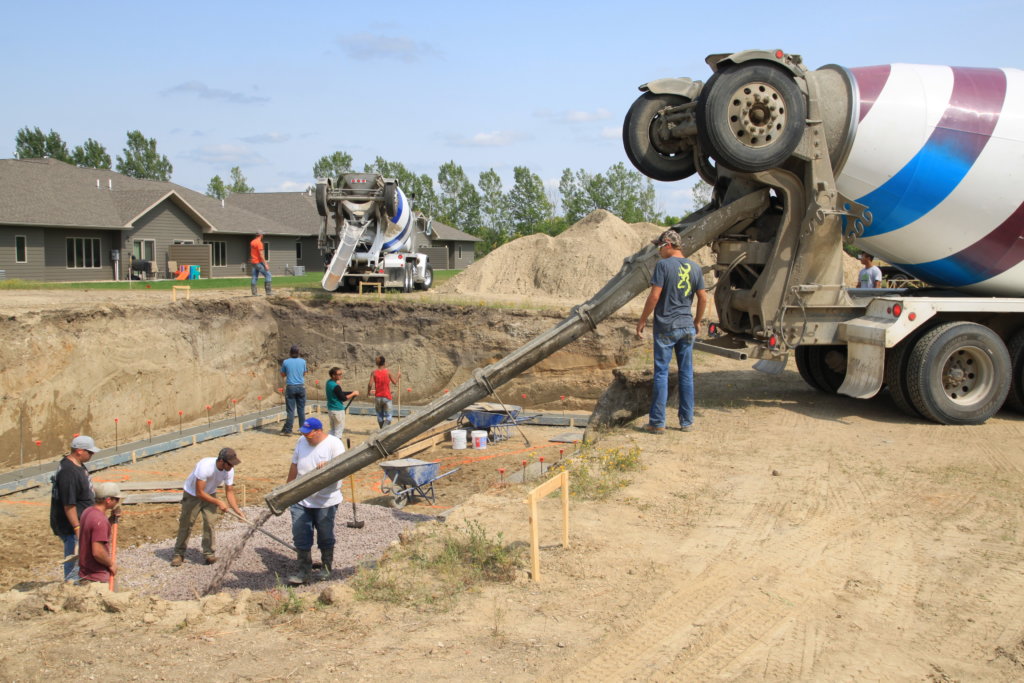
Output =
[{"x1": 0, "y1": 295, "x2": 640, "y2": 469}]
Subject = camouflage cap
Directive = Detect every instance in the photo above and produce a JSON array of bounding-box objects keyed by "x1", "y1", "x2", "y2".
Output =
[{"x1": 652, "y1": 230, "x2": 682, "y2": 248}]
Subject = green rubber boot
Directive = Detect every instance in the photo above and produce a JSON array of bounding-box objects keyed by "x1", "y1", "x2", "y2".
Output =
[
  {"x1": 316, "y1": 548, "x2": 333, "y2": 582},
  {"x1": 286, "y1": 550, "x2": 312, "y2": 586}
]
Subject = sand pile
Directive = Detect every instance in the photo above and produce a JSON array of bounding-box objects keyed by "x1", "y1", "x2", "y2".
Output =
[{"x1": 440, "y1": 210, "x2": 715, "y2": 306}]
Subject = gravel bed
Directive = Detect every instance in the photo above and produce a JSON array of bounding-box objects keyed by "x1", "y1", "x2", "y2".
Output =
[{"x1": 115, "y1": 504, "x2": 433, "y2": 600}]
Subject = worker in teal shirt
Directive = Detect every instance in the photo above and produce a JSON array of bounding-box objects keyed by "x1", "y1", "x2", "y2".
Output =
[
  {"x1": 325, "y1": 367, "x2": 359, "y2": 439},
  {"x1": 280, "y1": 345, "x2": 307, "y2": 435}
]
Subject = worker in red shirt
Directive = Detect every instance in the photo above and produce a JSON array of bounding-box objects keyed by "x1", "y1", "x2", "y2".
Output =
[
  {"x1": 250, "y1": 230, "x2": 272, "y2": 296},
  {"x1": 367, "y1": 355, "x2": 400, "y2": 428}
]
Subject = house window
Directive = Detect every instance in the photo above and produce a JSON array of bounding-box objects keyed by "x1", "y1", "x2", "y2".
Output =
[
  {"x1": 457, "y1": 245, "x2": 463, "y2": 259},
  {"x1": 173, "y1": 239, "x2": 195, "y2": 245},
  {"x1": 66, "y1": 237, "x2": 102, "y2": 268},
  {"x1": 132, "y1": 239, "x2": 155, "y2": 262},
  {"x1": 15, "y1": 235, "x2": 27, "y2": 263},
  {"x1": 204, "y1": 240, "x2": 227, "y2": 267},
  {"x1": 295, "y1": 241, "x2": 302, "y2": 261}
]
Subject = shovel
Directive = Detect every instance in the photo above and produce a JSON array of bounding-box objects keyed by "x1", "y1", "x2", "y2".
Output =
[
  {"x1": 346, "y1": 437, "x2": 364, "y2": 529},
  {"x1": 225, "y1": 509, "x2": 297, "y2": 552}
]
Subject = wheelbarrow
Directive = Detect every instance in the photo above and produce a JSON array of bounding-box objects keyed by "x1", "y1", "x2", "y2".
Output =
[
  {"x1": 379, "y1": 458, "x2": 459, "y2": 509},
  {"x1": 458, "y1": 402, "x2": 536, "y2": 443}
]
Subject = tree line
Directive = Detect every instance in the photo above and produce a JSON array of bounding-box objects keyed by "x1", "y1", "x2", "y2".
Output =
[{"x1": 14, "y1": 127, "x2": 675, "y2": 253}]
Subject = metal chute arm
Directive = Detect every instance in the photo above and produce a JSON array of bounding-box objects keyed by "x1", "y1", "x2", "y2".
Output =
[{"x1": 263, "y1": 189, "x2": 769, "y2": 515}]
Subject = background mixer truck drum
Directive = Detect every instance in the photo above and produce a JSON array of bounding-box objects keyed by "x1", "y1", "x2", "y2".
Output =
[
  {"x1": 696, "y1": 61, "x2": 806, "y2": 172},
  {"x1": 622, "y1": 91, "x2": 698, "y2": 181}
]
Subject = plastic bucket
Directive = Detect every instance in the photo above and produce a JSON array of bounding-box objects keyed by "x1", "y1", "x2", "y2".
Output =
[
  {"x1": 451, "y1": 429, "x2": 467, "y2": 450},
  {"x1": 471, "y1": 430, "x2": 488, "y2": 449}
]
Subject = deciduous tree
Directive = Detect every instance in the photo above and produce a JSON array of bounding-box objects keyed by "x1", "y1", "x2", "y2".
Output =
[
  {"x1": 507, "y1": 166, "x2": 552, "y2": 237},
  {"x1": 313, "y1": 151, "x2": 353, "y2": 179},
  {"x1": 71, "y1": 138, "x2": 111, "y2": 169},
  {"x1": 15, "y1": 126, "x2": 71, "y2": 162},
  {"x1": 115, "y1": 130, "x2": 172, "y2": 181},
  {"x1": 436, "y1": 161, "x2": 481, "y2": 236},
  {"x1": 206, "y1": 175, "x2": 228, "y2": 200},
  {"x1": 227, "y1": 166, "x2": 254, "y2": 194}
]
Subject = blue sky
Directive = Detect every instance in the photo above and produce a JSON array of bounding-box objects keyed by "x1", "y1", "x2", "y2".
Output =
[{"x1": 3, "y1": 0, "x2": 1021, "y2": 218}]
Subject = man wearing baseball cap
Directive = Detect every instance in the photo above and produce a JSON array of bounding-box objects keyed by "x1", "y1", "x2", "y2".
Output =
[
  {"x1": 77, "y1": 482, "x2": 121, "y2": 586},
  {"x1": 284, "y1": 417, "x2": 345, "y2": 585},
  {"x1": 170, "y1": 447, "x2": 244, "y2": 566},
  {"x1": 49, "y1": 435, "x2": 100, "y2": 581},
  {"x1": 635, "y1": 229, "x2": 708, "y2": 433}
]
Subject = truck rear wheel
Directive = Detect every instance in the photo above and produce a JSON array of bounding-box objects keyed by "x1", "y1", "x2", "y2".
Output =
[
  {"x1": 622, "y1": 92, "x2": 697, "y2": 181},
  {"x1": 884, "y1": 337, "x2": 923, "y2": 418},
  {"x1": 1005, "y1": 329, "x2": 1024, "y2": 413},
  {"x1": 794, "y1": 346, "x2": 824, "y2": 392},
  {"x1": 696, "y1": 62, "x2": 806, "y2": 172},
  {"x1": 414, "y1": 264, "x2": 433, "y2": 291},
  {"x1": 906, "y1": 322, "x2": 1010, "y2": 425},
  {"x1": 402, "y1": 264, "x2": 414, "y2": 293}
]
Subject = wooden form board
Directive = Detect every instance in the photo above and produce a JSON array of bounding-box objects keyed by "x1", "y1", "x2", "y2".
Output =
[{"x1": 523, "y1": 470, "x2": 570, "y2": 582}]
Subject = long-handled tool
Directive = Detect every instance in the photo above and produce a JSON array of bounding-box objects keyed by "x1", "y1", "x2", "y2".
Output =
[
  {"x1": 225, "y1": 509, "x2": 297, "y2": 552},
  {"x1": 108, "y1": 513, "x2": 119, "y2": 591},
  {"x1": 345, "y1": 439, "x2": 364, "y2": 528}
]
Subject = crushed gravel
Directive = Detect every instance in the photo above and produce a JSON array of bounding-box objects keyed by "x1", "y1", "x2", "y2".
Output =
[{"x1": 115, "y1": 504, "x2": 434, "y2": 600}]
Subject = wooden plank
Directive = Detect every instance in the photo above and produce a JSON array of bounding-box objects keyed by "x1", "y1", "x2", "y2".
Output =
[
  {"x1": 392, "y1": 433, "x2": 443, "y2": 459},
  {"x1": 122, "y1": 492, "x2": 181, "y2": 505},
  {"x1": 117, "y1": 481, "x2": 182, "y2": 491}
]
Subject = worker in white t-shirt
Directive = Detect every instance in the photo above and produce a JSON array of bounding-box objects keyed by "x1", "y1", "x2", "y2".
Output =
[
  {"x1": 170, "y1": 448, "x2": 244, "y2": 567},
  {"x1": 285, "y1": 417, "x2": 345, "y2": 584},
  {"x1": 858, "y1": 252, "x2": 883, "y2": 288}
]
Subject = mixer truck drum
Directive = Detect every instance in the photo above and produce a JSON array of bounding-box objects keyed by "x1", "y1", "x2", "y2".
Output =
[
  {"x1": 384, "y1": 181, "x2": 399, "y2": 218},
  {"x1": 696, "y1": 62, "x2": 806, "y2": 173},
  {"x1": 622, "y1": 92, "x2": 698, "y2": 182}
]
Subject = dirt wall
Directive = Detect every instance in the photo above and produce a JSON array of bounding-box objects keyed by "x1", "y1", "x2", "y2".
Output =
[{"x1": 0, "y1": 296, "x2": 636, "y2": 468}]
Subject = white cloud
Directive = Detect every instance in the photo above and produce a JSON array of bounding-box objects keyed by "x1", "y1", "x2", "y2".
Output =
[
  {"x1": 276, "y1": 180, "x2": 313, "y2": 192},
  {"x1": 162, "y1": 81, "x2": 269, "y2": 104},
  {"x1": 600, "y1": 126, "x2": 620, "y2": 139},
  {"x1": 565, "y1": 108, "x2": 611, "y2": 123},
  {"x1": 446, "y1": 130, "x2": 528, "y2": 147},
  {"x1": 183, "y1": 144, "x2": 266, "y2": 166},
  {"x1": 336, "y1": 33, "x2": 441, "y2": 63},
  {"x1": 239, "y1": 132, "x2": 292, "y2": 144}
]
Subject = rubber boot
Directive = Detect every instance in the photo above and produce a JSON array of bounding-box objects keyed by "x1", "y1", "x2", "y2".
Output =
[
  {"x1": 316, "y1": 548, "x2": 333, "y2": 582},
  {"x1": 286, "y1": 549, "x2": 312, "y2": 585},
  {"x1": 251, "y1": 283, "x2": 258, "y2": 296},
  {"x1": 265, "y1": 282, "x2": 272, "y2": 296}
]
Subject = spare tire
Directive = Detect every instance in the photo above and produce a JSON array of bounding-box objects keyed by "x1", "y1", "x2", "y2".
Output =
[
  {"x1": 696, "y1": 62, "x2": 806, "y2": 173},
  {"x1": 622, "y1": 92, "x2": 697, "y2": 181}
]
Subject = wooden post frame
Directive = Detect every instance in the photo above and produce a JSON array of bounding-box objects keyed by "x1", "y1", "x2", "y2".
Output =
[
  {"x1": 171, "y1": 285, "x2": 191, "y2": 301},
  {"x1": 523, "y1": 470, "x2": 570, "y2": 582}
]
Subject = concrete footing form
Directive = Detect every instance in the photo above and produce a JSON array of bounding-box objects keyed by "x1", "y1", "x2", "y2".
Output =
[{"x1": 0, "y1": 403, "x2": 588, "y2": 497}]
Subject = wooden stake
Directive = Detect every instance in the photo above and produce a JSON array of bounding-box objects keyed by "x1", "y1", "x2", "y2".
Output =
[{"x1": 523, "y1": 471, "x2": 570, "y2": 582}]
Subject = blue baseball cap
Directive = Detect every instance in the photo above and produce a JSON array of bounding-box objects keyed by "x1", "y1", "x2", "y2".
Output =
[{"x1": 299, "y1": 417, "x2": 323, "y2": 434}]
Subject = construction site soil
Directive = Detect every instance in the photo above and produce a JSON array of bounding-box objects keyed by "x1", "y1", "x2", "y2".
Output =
[{"x1": 3, "y1": 212, "x2": 1022, "y2": 680}]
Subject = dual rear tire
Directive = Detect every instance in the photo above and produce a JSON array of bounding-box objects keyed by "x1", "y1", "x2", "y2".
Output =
[{"x1": 796, "y1": 321, "x2": 1015, "y2": 425}]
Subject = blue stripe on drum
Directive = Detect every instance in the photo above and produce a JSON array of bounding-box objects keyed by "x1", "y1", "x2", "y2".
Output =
[
  {"x1": 383, "y1": 189, "x2": 410, "y2": 252},
  {"x1": 856, "y1": 67, "x2": 1006, "y2": 238}
]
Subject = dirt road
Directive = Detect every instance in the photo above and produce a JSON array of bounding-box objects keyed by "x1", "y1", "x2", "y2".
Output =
[{"x1": 2, "y1": 349, "x2": 1024, "y2": 680}]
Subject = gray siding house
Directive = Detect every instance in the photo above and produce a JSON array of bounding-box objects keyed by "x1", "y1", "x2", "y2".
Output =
[
  {"x1": 0, "y1": 158, "x2": 481, "y2": 281},
  {"x1": 0, "y1": 159, "x2": 317, "y2": 281}
]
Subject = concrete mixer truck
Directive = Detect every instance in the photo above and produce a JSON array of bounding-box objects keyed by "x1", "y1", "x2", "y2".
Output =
[
  {"x1": 315, "y1": 173, "x2": 434, "y2": 293},
  {"x1": 264, "y1": 49, "x2": 1021, "y2": 515}
]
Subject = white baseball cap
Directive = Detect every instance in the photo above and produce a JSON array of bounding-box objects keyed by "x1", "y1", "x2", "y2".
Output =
[{"x1": 71, "y1": 435, "x2": 100, "y2": 453}]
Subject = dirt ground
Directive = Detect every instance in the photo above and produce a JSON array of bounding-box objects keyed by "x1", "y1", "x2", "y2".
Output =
[{"x1": 2, "y1": 337, "x2": 1024, "y2": 679}]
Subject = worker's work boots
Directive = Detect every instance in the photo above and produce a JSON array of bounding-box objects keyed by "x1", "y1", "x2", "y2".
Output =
[
  {"x1": 286, "y1": 549, "x2": 312, "y2": 585},
  {"x1": 265, "y1": 283, "x2": 272, "y2": 296},
  {"x1": 316, "y1": 549, "x2": 333, "y2": 582},
  {"x1": 251, "y1": 283, "x2": 258, "y2": 296}
]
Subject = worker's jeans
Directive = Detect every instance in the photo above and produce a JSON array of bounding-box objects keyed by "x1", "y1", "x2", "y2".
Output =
[
  {"x1": 328, "y1": 409, "x2": 347, "y2": 439},
  {"x1": 251, "y1": 262, "x2": 272, "y2": 286},
  {"x1": 650, "y1": 326, "x2": 696, "y2": 429},
  {"x1": 290, "y1": 504, "x2": 337, "y2": 551},
  {"x1": 58, "y1": 533, "x2": 79, "y2": 581},
  {"x1": 284, "y1": 385, "x2": 307, "y2": 433},
  {"x1": 374, "y1": 397, "x2": 393, "y2": 428},
  {"x1": 173, "y1": 492, "x2": 218, "y2": 559}
]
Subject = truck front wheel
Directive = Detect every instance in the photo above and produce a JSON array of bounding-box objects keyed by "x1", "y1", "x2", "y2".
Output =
[
  {"x1": 696, "y1": 62, "x2": 806, "y2": 173},
  {"x1": 906, "y1": 322, "x2": 1010, "y2": 425},
  {"x1": 403, "y1": 264, "x2": 414, "y2": 293},
  {"x1": 415, "y1": 264, "x2": 433, "y2": 291}
]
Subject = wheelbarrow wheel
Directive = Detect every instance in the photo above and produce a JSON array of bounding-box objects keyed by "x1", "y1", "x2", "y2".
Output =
[{"x1": 388, "y1": 491, "x2": 408, "y2": 509}]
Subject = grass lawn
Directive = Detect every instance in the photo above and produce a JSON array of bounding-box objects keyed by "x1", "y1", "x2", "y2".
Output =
[{"x1": 0, "y1": 270, "x2": 460, "y2": 291}]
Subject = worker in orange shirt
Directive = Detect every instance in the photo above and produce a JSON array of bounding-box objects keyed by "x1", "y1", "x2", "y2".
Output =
[{"x1": 250, "y1": 230, "x2": 272, "y2": 296}]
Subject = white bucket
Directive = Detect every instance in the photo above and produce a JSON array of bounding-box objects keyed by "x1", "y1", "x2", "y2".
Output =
[
  {"x1": 451, "y1": 429, "x2": 467, "y2": 450},
  {"x1": 471, "y1": 430, "x2": 488, "y2": 449}
]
